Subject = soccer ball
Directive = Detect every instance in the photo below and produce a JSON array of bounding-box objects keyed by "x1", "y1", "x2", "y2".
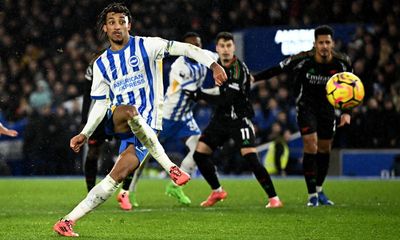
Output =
[{"x1": 326, "y1": 72, "x2": 365, "y2": 110}]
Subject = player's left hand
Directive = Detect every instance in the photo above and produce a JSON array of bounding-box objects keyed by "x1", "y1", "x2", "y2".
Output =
[
  {"x1": 338, "y1": 113, "x2": 351, "y2": 127},
  {"x1": 210, "y1": 62, "x2": 227, "y2": 86}
]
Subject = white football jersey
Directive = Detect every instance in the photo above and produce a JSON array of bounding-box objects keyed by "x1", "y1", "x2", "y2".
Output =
[
  {"x1": 163, "y1": 50, "x2": 217, "y2": 121},
  {"x1": 91, "y1": 36, "x2": 170, "y2": 130}
]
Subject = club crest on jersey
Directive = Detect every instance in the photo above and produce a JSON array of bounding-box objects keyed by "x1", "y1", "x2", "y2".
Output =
[{"x1": 128, "y1": 55, "x2": 140, "y2": 68}]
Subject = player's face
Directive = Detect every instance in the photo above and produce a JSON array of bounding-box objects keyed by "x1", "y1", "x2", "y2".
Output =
[
  {"x1": 184, "y1": 36, "x2": 202, "y2": 48},
  {"x1": 103, "y1": 12, "x2": 131, "y2": 46},
  {"x1": 216, "y1": 39, "x2": 235, "y2": 63},
  {"x1": 314, "y1": 34, "x2": 334, "y2": 60}
]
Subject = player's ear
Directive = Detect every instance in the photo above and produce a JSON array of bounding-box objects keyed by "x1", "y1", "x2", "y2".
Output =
[
  {"x1": 127, "y1": 22, "x2": 131, "y2": 31},
  {"x1": 102, "y1": 24, "x2": 107, "y2": 33}
]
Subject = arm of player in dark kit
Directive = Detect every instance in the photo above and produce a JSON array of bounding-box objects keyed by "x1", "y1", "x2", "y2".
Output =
[
  {"x1": 183, "y1": 87, "x2": 226, "y2": 105},
  {"x1": 253, "y1": 65, "x2": 284, "y2": 82}
]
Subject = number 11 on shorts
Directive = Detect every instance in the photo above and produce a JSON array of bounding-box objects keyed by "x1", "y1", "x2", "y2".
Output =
[{"x1": 240, "y1": 128, "x2": 250, "y2": 140}]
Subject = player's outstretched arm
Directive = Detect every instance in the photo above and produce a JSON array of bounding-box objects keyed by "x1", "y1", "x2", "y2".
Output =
[
  {"x1": 167, "y1": 41, "x2": 227, "y2": 85},
  {"x1": 183, "y1": 87, "x2": 224, "y2": 105},
  {"x1": 253, "y1": 65, "x2": 283, "y2": 82}
]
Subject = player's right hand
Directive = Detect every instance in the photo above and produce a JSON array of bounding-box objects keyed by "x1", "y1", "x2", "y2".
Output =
[
  {"x1": 70, "y1": 134, "x2": 87, "y2": 153},
  {"x1": 210, "y1": 62, "x2": 227, "y2": 86}
]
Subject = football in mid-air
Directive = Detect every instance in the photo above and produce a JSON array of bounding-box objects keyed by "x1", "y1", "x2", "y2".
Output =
[{"x1": 326, "y1": 72, "x2": 365, "y2": 110}]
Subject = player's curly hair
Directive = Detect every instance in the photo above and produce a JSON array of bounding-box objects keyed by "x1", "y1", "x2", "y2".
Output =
[{"x1": 96, "y1": 2, "x2": 132, "y2": 40}]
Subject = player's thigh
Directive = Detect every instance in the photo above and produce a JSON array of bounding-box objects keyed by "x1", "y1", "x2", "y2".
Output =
[
  {"x1": 302, "y1": 133, "x2": 318, "y2": 153},
  {"x1": 297, "y1": 106, "x2": 318, "y2": 136},
  {"x1": 87, "y1": 142, "x2": 103, "y2": 159},
  {"x1": 109, "y1": 144, "x2": 139, "y2": 182},
  {"x1": 231, "y1": 118, "x2": 256, "y2": 149},
  {"x1": 197, "y1": 121, "x2": 226, "y2": 154},
  {"x1": 112, "y1": 105, "x2": 139, "y2": 133},
  {"x1": 316, "y1": 109, "x2": 335, "y2": 153},
  {"x1": 316, "y1": 110, "x2": 336, "y2": 141},
  {"x1": 317, "y1": 139, "x2": 332, "y2": 153}
]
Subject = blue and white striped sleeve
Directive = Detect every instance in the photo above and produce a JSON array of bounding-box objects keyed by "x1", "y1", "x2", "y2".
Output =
[{"x1": 90, "y1": 62, "x2": 109, "y2": 100}]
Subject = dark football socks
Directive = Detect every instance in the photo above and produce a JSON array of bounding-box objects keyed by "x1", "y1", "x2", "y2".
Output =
[
  {"x1": 303, "y1": 153, "x2": 317, "y2": 194},
  {"x1": 244, "y1": 152, "x2": 277, "y2": 198},
  {"x1": 193, "y1": 151, "x2": 221, "y2": 190},
  {"x1": 316, "y1": 152, "x2": 330, "y2": 187},
  {"x1": 85, "y1": 156, "x2": 98, "y2": 192}
]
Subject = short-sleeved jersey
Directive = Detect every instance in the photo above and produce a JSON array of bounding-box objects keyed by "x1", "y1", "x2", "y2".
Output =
[
  {"x1": 91, "y1": 36, "x2": 172, "y2": 130},
  {"x1": 163, "y1": 50, "x2": 217, "y2": 121},
  {"x1": 279, "y1": 50, "x2": 352, "y2": 109}
]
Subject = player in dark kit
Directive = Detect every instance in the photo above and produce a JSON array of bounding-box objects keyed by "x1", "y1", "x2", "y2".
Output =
[
  {"x1": 254, "y1": 25, "x2": 352, "y2": 207},
  {"x1": 188, "y1": 32, "x2": 283, "y2": 208}
]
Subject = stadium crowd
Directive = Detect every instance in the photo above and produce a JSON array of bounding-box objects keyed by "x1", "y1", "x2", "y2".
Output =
[{"x1": 0, "y1": 0, "x2": 399, "y2": 175}]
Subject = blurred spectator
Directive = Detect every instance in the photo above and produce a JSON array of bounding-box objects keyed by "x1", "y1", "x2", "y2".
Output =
[{"x1": 29, "y1": 80, "x2": 52, "y2": 110}]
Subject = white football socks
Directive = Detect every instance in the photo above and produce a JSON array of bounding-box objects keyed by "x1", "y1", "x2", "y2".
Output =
[
  {"x1": 316, "y1": 186, "x2": 323, "y2": 193},
  {"x1": 128, "y1": 115, "x2": 175, "y2": 172},
  {"x1": 308, "y1": 193, "x2": 318, "y2": 199},
  {"x1": 180, "y1": 135, "x2": 200, "y2": 175},
  {"x1": 65, "y1": 175, "x2": 119, "y2": 221}
]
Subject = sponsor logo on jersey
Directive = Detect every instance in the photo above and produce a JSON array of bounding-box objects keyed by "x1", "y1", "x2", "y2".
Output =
[
  {"x1": 113, "y1": 73, "x2": 145, "y2": 92},
  {"x1": 306, "y1": 72, "x2": 330, "y2": 85}
]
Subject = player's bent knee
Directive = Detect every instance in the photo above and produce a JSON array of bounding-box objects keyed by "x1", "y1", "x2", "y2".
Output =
[
  {"x1": 303, "y1": 140, "x2": 318, "y2": 153},
  {"x1": 240, "y1": 147, "x2": 256, "y2": 156},
  {"x1": 124, "y1": 105, "x2": 138, "y2": 119},
  {"x1": 195, "y1": 141, "x2": 213, "y2": 154},
  {"x1": 114, "y1": 105, "x2": 138, "y2": 120}
]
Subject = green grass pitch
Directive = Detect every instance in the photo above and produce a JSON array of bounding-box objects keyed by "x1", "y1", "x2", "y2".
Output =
[{"x1": 0, "y1": 178, "x2": 399, "y2": 240}]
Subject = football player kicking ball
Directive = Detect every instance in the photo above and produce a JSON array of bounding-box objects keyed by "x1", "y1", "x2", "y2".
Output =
[
  {"x1": 126, "y1": 32, "x2": 218, "y2": 206},
  {"x1": 253, "y1": 25, "x2": 352, "y2": 206},
  {"x1": 53, "y1": 3, "x2": 226, "y2": 237},
  {"x1": 82, "y1": 58, "x2": 141, "y2": 211}
]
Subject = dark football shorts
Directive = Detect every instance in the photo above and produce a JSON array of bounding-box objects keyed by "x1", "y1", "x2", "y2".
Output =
[
  {"x1": 200, "y1": 116, "x2": 256, "y2": 150},
  {"x1": 296, "y1": 104, "x2": 336, "y2": 140}
]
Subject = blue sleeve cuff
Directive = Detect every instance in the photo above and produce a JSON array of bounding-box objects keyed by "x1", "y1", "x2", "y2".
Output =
[{"x1": 91, "y1": 95, "x2": 107, "y2": 100}]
